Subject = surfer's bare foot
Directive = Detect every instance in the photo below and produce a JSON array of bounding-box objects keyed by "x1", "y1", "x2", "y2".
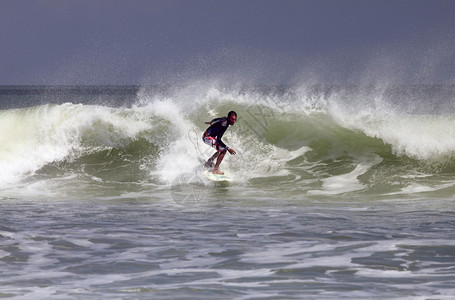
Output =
[{"x1": 212, "y1": 168, "x2": 224, "y2": 175}]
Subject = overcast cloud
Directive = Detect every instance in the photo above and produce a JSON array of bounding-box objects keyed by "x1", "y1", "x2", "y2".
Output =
[{"x1": 1, "y1": 0, "x2": 454, "y2": 85}]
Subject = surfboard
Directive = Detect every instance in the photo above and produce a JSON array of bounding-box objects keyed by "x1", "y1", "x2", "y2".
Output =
[{"x1": 202, "y1": 169, "x2": 232, "y2": 182}]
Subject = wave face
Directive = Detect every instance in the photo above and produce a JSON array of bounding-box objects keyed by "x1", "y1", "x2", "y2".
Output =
[{"x1": 2, "y1": 85, "x2": 455, "y2": 200}]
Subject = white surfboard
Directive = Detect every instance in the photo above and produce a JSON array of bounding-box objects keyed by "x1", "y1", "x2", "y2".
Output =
[{"x1": 202, "y1": 170, "x2": 232, "y2": 182}]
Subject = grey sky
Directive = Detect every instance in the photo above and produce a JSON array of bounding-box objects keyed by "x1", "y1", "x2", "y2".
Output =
[{"x1": 1, "y1": 0, "x2": 454, "y2": 85}]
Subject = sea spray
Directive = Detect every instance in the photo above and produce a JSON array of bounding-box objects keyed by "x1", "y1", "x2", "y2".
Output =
[
  {"x1": 2, "y1": 84, "x2": 455, "y2": 198},
  {"x1": 0, "y1": 103, "x2": 151, "y2": 186}
]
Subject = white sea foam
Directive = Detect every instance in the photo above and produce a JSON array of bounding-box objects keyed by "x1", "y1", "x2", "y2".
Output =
[
  {"x1": 332, "y1": 104, "x2": 455, "y2": 161},
  {"x1": 2, "y1": 84, "x2": 455, "y2": 201},
  {"x1": 0, "y1": 103, "x2": 150, "y2": 187},
  {"x1": 309, "y1": 155, "x2": 382, "y2": 195}
]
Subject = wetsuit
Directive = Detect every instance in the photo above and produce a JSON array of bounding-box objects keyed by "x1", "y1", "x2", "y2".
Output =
[{"x1": 202, "y1": 117, "x2": 230, "y2": 151}]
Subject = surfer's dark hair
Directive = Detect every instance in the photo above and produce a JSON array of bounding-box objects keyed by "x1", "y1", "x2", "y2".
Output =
[{"x1": 228, "y1": 111, "x2": 237, "y2": 118}]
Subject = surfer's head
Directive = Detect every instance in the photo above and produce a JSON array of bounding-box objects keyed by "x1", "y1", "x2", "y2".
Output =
[{"x1": 227, "y1": 111, "x2": 237, "y2": 125}]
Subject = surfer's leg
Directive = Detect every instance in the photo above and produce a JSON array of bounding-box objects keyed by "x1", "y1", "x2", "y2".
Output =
[
  {"x1": 210, "y1": 152, "x2": 219, "y2": 161},
  {"x1": 213, "y1": 150, "x2": 226, "y2": 174},
  {"x1": 205, "y1": 152, "x2": 218, "y2": 168}
]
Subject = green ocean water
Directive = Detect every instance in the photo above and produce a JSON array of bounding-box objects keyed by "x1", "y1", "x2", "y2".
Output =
[{"x1": 1, "y1": 85, "x2": 455, "y2": 299}]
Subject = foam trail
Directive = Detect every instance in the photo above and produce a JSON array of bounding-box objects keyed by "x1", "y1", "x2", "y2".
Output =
[
  {"x1": 139, "y1": 97, "x2": 202, "y2": 183},
  {"x1": 308, "y1": 155, "x2": 383, "y2": 195}
]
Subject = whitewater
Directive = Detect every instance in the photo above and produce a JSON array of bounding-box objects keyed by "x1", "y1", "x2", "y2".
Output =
[{"x1": 1, "y1": 84, "x2": 455, "y2": 299}]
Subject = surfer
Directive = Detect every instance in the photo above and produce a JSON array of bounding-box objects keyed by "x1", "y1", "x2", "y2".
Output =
[{"x1": 202, "y1": 111, "x2": 237, "y2": 175}]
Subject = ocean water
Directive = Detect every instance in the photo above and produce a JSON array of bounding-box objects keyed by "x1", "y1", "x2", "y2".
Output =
[{"x1": 1, "y1": 84, "x2": 455, "y2": 299}]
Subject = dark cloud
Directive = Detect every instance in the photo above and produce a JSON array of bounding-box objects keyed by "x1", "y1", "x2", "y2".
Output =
[{"x1": 1, "y1": 0, "x2": 454, "y2": 85}]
